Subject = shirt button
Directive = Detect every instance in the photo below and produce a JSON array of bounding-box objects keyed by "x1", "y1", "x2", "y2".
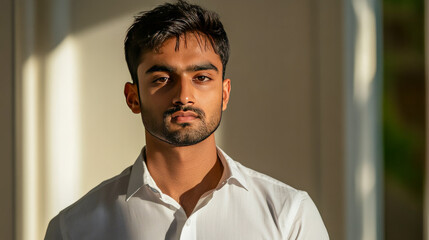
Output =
[{"x1": 186, "y1": 220, "x2": 191, "y2": 226}]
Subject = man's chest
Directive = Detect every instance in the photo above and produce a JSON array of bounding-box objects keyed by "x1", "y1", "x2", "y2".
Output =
[{"x1": 66, "y1": 195, "x2": 284, "y2": 240}]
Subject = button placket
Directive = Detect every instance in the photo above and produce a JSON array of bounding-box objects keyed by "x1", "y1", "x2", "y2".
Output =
[{"x1": 179, "y1": 215, "x2": 196, "y2": 240}]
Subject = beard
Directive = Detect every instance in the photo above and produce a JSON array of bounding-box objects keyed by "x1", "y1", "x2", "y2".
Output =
[{"x1": 141, "y1": 104, "x2": 222, "y2": 147}]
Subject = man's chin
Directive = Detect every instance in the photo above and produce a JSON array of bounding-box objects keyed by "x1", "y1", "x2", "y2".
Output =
[
  {"x1": 164, "y1": 132, "x2": 207, "y2": 147},
  {"x1": 170, "y1": 122, "x2": 192, "y2": 128},
  {"x1": 145, "y1": 127, "x2": 205, "y2": 147},
  {"x1": 145, "y1": 117, "x2": 220, "y2": 147}
]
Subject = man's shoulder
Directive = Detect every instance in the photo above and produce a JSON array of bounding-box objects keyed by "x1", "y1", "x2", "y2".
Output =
[
  {"x1": 222, "y1": 150, "x2": 304, "y2": 199},
  {"x1": 226, "y1": 156, "x2": 329, "y2": 239},
  {"x1": 237, "y1": 160, "x2": 297, "y2": 189},
  {"x1": 54, "y1": 166, "x2": 132, "y2": 220},
  {"x1": 220, "y1": 150, "x2": 311, "y2": 219},
  {"x1": 234, "y1": 159, "x2": 308, "y2": 203},
  {"x1": 72, "y1": 166, "x2": 131, "y2": 206},
  {"x1": 45, "y1": 166, "x2": 133, "y2": 239}
]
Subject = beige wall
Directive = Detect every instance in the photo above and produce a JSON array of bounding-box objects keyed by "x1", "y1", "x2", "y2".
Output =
[{"x1": 13, "y1": 0, "x2": 347, "y2": 239}]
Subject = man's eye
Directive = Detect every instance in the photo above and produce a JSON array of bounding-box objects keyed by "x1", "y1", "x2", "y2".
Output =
[
  {"x1": 195, "y1": 76, "x2": 211, "y2": 82},
  {"x1": 154, "y1": 77, "x2": 169, "y2": 83}
]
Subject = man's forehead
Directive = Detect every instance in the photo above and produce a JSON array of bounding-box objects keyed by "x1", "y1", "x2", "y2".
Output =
[
  {"x1": 138, "y1": 33, "x2": 222, "y2": 72},
  {"x1": 138, "y1": 33, "x2": 223, "y2": 73},
  {"x1": 153, "y1": 32, "x2": 216, "y2": 55}
]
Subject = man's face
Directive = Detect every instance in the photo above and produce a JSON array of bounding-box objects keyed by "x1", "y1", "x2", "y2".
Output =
[{"x1": 129, "y1": 34, "x2": 231, "y2": 146}]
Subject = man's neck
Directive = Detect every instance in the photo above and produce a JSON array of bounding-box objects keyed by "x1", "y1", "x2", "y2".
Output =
[{"x1": 144, "y1": 132, "x2": 223, "y2": 216}]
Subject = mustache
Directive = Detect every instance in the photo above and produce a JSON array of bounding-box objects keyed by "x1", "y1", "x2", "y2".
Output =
[{"x1": 163, "y1": 105, "x2": 206, "y2": 119}]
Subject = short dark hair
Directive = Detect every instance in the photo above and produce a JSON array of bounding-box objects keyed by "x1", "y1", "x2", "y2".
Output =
[{"x1": 124, "y1": 0, "x2": 230, "y2": 84}]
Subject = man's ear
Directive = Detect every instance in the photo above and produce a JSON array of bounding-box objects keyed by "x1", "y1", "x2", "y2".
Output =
[
  {"x1": 124, "y1": 82, "x2": 141, "y2": 114},
  {"x1": 222, "y1": 78, "x2": 231, "y2": 111}
]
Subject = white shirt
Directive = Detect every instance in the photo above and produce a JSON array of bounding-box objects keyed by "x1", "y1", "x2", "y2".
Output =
[{"x1": 45, "y1": 147, "x2": 329, "y2": 240}]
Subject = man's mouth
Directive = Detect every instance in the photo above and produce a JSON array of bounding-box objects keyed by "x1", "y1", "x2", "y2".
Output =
[
  {"x1": 171, "y1": 111, "x2": 199, "y2": 123},
  {"x1": 164, "y1": 106, "x2": 205, "y2": 125}
]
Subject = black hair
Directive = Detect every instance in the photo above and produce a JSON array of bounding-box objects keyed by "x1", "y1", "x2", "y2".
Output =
[{"x1": 124, "y1": 0, "x2": 230, "y2": 84}]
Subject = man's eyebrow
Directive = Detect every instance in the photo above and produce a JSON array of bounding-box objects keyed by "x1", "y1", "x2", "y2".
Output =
[
  {"x1": 187, "y1": 63, "x2": 218, "y2": 73},
  {"x1": 145, "y1": 65, "x2": 175, "y2": 74},
  {"x1": 145, "y1": 63, "x2": 219, "y2": 74}
]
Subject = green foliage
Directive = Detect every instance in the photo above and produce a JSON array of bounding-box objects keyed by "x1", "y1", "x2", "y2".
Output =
[{"x1": 383, "y1": 0, "x2": 425, "y2": 198}]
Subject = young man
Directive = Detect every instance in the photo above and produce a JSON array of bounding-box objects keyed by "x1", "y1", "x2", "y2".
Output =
[{"x1": 45, "y1": 1, "x2": 329, "y2": 239}]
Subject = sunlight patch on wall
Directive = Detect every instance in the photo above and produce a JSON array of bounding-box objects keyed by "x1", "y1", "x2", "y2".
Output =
[
  {"x1": 22, "y1": 56, "x2": 40, "y2": 240},
  {"x1": 45, "y1": 36, "x2": 82, "y2": 219}
]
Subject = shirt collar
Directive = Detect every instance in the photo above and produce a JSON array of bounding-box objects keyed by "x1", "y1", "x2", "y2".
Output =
[
  {"x1": 126, "y1": 146, "x2": 248, "y2": 201},
  {"x1": 215, "y1": 147, "x2": 248, "y2": 190},
  {"x1": 125, "y1": 147, "x2": 145, "y2": 201}
]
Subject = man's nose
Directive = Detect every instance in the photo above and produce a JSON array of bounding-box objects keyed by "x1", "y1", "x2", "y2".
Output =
[{"x1": 172, "y1": 77, "x2": 195, "y2": 105}]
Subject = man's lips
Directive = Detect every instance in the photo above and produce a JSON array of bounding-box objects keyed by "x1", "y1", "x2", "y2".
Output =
[{"x1": 171, "y1": 111, "x2": 199, "y2": 123}]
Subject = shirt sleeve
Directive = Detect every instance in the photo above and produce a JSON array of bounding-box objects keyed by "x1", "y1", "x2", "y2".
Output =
[
  {"x1": 286, "y1": 192, "x2": 329, "y2": 240},
  {"x1": 44, "y1": 215, "x2": 63, "y2": 240}
]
